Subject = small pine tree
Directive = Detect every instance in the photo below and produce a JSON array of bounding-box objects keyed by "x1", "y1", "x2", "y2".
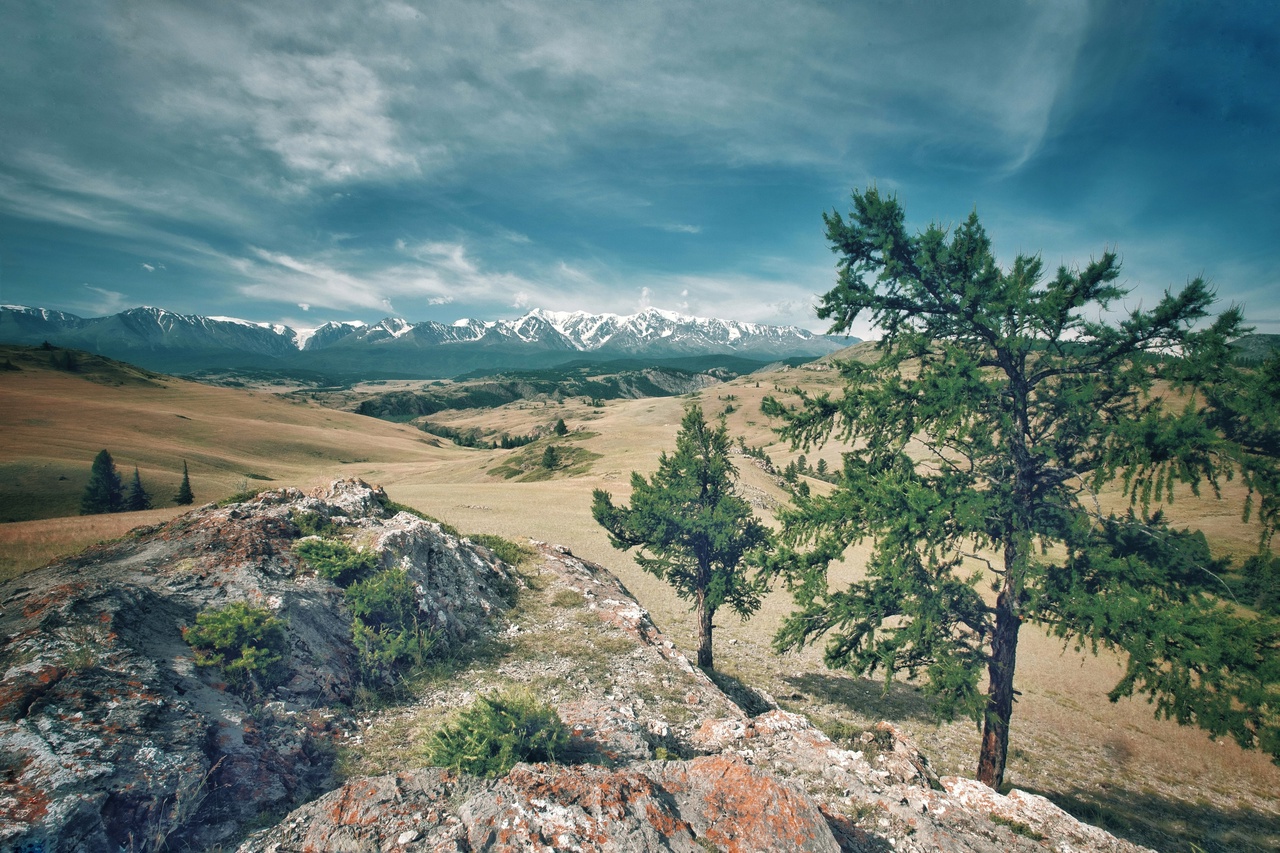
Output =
[
  {"x1": 553, "y1": 418, "x2": 569, "y2": 436},
  {"x1": 126, "y1": 466, "x2": 152, "y2": 511},
  {"x1": 541, "y1": 445, "x2": 560, "y2": 470},
  {"x1": 174, "y1": 460, "x2": 194, "y2": 505},
  {"x1": 593, "y1": 405, "x2": 772, "y2": 670},
  {"x1": 80, "y1": 450, "x2": 123, "y2": 515}
]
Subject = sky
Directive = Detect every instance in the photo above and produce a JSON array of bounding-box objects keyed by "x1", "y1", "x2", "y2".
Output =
[{"x1": 0, "y1": 0, "x2": 1276, "y2": 339}]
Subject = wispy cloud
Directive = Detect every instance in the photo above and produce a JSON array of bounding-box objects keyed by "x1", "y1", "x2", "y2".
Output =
[
  {"x1": 232, "y1": 238, "x2": 558, "y2": 318},
  {"x1": 77, "y1": 284, "x2": 130, "y2": 316}
]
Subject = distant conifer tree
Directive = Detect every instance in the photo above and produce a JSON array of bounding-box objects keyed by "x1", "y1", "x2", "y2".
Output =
[
  {"x1": 80, "y1": 450, "x2": 123, "y2": 515},
  {"x1": 554, "y1": 418, "x2": 569, "y2": 436},
  {"x1": 175, "y1": 460, "x2": 194, "y2": 505},
  {"x1": 541, "y1": 445, "x2": 560, "y2": 469},
  {"x1": 126, "y1": 466, "x2": 152, "y2": 511}
]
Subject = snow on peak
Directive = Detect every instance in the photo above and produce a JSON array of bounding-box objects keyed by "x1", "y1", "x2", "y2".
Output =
[
  {"x1": 2, "y1": 304, "x2": 79, "y2": 322},
  {"x1": 477, "y1": 306, "x2": 824, "y2": 352},
  {"x1": 292, "y1": 327, "x2": 319, "y2": 349}
]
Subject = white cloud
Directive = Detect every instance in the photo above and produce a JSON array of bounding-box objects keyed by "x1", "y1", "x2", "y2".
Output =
[
  {"x1": 118, "y1": 0, "x2": 1091, "y2": 197},
  {"x1": 0, "y1": 0, "x2": 1141, "y2": 332},
  {"x1": 233, "y1": 237, "x2": 557, "y2": 316},
  {"x1": 237, "y1": 54, "x2": 420, "y2": 182},
  {"x1": 78, "y1": 283, "x2": 129, "y2": 316},
  {"x1": 141, "y1": 263, "x2": 155, "y2": 272},
  {"x1": 623, "y1": 269, "x2": 836, "y2": 333}
]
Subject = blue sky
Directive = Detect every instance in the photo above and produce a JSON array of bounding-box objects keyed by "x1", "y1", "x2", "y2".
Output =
[{"x1": 0, "y1": 0, "x2": 1275, "y2": 338}]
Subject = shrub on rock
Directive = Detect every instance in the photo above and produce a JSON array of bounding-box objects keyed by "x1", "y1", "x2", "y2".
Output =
[
  {"x1": 183, "y1": 602, "x2": 289, "y2": 696},
  {"x1": 295, "y1": 538, "x2": 378, "y2": 586},
  {"x1": 427, "y1": 692, "x2": 570, "y2": 778}
]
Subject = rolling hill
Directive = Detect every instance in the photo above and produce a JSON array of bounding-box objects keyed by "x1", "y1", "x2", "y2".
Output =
[{"x1": 1, "y1": 343, "x2": 1277, "y2": 850}]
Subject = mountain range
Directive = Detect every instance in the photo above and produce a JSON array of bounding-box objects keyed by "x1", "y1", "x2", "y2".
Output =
[{"x1": 0, "y1": 305, "x2": 848, "y2": 377}]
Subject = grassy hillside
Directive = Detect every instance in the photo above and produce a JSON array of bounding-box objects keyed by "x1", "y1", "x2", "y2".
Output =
[
  {"x1": 2, "y1": 345, "x2": 1278, "y2": 850},
  {"x1": 0, "y1": 344, "x2": 460, "y2": 528}
]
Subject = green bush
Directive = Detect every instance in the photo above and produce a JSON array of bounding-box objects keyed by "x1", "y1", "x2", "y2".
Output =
[
  {"x1": 426, "y1": 692, "x2": 571, "y2": 778},
  {"x1": 292, "y1": 510, "x2": 342, "y2": 538},
  {"x1": 345, "y1": 567, "x2": 421, "y2": 633},
  {"x1": 295, "y1": 533, "x2": 441, "y2": 685},
  {"x1": 345, "y1": 568, "x2": 436, "y2": 680},
  {"x1": 183, "y1": 602, "x2": 289, "y2": 696},
  {"x1": 295, "y1": 538, "x2": 378, "y2": 587}
]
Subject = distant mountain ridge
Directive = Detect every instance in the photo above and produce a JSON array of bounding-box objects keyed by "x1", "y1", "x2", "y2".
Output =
[{"x1": 0, "y1": 304, "x2": 848, "y2": 377}]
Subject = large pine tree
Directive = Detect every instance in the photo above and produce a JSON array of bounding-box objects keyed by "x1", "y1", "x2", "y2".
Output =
[
  {"x1": 80, "y1": 450, "x2": 123, "y2": 515},
  {"x1": 764, "y1": 188, "x2": 1280, "y2": 789},
  {"x1": 592, "y1": 404, "x2": 771, "y2": 670}
]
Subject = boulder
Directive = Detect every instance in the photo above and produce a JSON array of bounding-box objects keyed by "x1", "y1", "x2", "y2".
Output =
[
  {"x1": 0, "y1": 480, "x2": 516, "y2": 851},
  {"x1": 239, "y1": 755, "x2": 839, "y2": 852}
]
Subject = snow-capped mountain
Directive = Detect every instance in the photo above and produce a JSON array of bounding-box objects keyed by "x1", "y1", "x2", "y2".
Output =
[
  {"x1": 518, "y1": 307, "x2": 830, "y2": 355},
  {"x1": 301, "y1": 307, "x2": 837, "y2": 357},
  {"x1": 0, "y1": 305, "x2": 300, "y2": 367},
  {"x1": 0, "y1": 304, "x2": 846, "y2": 377}
]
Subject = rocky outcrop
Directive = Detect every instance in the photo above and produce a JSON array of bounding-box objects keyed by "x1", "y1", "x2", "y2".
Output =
[
  {"x1": 243, "y1": 756, "x2": 838, "y2": 852},
  {"x1": 241, "y1": 537, "x2": 1154, "y2": 853},
  {"x1": 0, "y1": 480, "x2": 517, "y2": 851},
  {"x1": 2, "y1": 481, "x2": 1151, "y2": 852}
]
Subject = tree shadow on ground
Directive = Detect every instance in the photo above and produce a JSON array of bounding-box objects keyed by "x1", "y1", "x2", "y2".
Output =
[
  {"x1": 781, "y1": 670, "x2": 941, "y2": 725},
  {"x1": 705, "y1": 667, "x2": 775, "y2": 717},
  {"x1": 1019, "y1": 783, "x2": 1280, "y2": 853}
]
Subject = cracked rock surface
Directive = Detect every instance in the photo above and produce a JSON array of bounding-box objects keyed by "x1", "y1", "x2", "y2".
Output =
[{"x1": 0, "y1": 480, "x2": 516, "y2": 851}]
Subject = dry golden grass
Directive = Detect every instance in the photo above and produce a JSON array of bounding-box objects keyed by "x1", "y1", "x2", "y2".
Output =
[
  {"x1": 0, "y1": 355, "x2": 462, "y2": 524},
  {"x1": 2, "y1": 353, "x2": 1276, "y2": 850},
  {"x1": 398, "y1": 368, "x2": 1280, "y2": 851},
  {"x1": 0, "y1": 506, "x2": 187, "y2": 583}
]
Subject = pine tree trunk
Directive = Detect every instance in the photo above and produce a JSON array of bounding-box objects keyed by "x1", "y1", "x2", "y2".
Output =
[
  {"x1": 976, "y1": 589, "x2": 1020, "y2": 789},
  {"x1": 696, "y1": 590, "x2": 714, "y2": 670}
]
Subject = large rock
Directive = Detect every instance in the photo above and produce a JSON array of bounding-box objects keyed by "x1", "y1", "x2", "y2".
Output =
[
  {"x1": 239, "y1": 754, "x2": 839, "y2": 852},
  {"x1": 0, "y1": 480, "x2": 517, "y2": 851}
]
